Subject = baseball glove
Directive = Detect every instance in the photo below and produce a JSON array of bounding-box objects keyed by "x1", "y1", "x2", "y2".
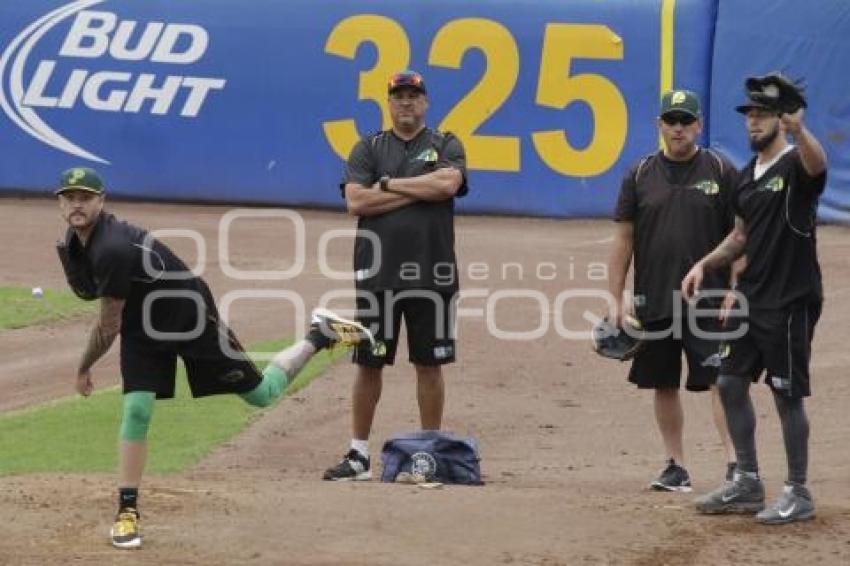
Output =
[
  {"x1": 591, "y1": 315, "x2": 644, "y2": 361},
  {"x1": 56, "y1": 241, "x2": 98, "y2": 301},
  {"x1": 745, "y1": 73, "x2": 807, "y2": 115}
]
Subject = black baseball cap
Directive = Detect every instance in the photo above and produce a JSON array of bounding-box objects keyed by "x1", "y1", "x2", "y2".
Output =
[
  {"x1": 56, "y1": 167, "x2": 105, "y2": 195},
  {"x1": 735, "y1": 99, "x2": 775, "y2": 114},
  {"x1": 660, "y1": 90, "x2": 701, "y2": 118},
  {"x1": 388, "y1": 70, "x2": 427, "y2": 95}
]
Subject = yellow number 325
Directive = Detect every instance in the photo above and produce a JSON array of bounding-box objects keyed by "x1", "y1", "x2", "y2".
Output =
[{"x1": 323, "y1": 15, "x2": 627, "y2": 178}]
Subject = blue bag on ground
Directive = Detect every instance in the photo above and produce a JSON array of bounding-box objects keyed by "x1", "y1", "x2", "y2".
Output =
[{"x1": 380, "y1": 431, "x2": 483, "y2": 485}]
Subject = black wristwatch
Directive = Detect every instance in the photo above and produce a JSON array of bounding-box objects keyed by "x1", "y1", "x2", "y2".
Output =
[{"x1": 379, "y1": 175, "x2": 391, "y2": 192}]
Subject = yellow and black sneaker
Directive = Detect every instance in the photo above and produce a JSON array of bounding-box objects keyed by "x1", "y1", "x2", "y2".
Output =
[
  {"x1": 308, "y1": 308, "x2": 379, "y2": 353},
  {"x1": 110, "y1": 508, "x2": 141, "y2": 549}
]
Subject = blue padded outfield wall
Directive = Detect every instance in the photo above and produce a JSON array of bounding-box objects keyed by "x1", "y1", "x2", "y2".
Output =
[
  {"x1": 709, "y1": 0, "x2": 850, "y2": 224},
  {"x1": 0, "y1": 0, "x2": 847, "y2": 222}
]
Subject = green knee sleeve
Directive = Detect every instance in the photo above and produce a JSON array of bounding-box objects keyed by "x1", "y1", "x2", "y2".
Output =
[
  {"x1": 120, "y1": 391, "x2": 156, "y2": 441},
  {"x1": 240, "y1": 364, "x2": 289, "y2": 408}
]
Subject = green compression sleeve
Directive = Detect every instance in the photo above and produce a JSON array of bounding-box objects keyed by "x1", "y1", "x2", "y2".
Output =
[
  {"x1": 239, "y1": 364, "x2": 289, "y2": 408},
  {"x1": 119, "y1": 391, "x2": 156, "y2": 441}
]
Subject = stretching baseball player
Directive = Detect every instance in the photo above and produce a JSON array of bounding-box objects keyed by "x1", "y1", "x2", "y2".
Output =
[
  {"x1": 55, "y1": 167, "x2": 374, "y2": 548},
  {"x1": 683, "y1": 74, "x2": 827, "y2": 523}
]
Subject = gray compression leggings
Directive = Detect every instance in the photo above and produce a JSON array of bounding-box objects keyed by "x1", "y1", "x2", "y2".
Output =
[{"x1": 717, "y1": 374, "x2": 809, "y2": 485}]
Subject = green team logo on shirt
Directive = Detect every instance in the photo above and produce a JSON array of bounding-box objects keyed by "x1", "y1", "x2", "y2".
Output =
[
  {"x1": 692, "y1": 179, "x2": 720, "y2": 195},
  {"x1": 760, "y1": 176, "x2": 785, "y2": 193},
  {"x1": 414, "y1": 148, "x2": 439, "y2": 162}
]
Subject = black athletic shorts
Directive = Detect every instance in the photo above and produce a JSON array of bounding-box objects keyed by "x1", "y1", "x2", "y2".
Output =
[
  {"x1": 120, "y1": 288, "x2": 262, "y2": 399},
  {"x1": 628, "y1": 316, "x2": 723, "y2": 392},
  {"x1": 720, "y1": 301, "x2": 821, "y2": 398},
  {"x1": 352, "y1": 290, "x2": 457, "y2": 368}
]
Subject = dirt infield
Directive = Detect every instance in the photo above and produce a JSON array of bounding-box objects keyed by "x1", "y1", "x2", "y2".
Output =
[{"x1": 1, "y1": 196, "x2": 848, "y2": 565}]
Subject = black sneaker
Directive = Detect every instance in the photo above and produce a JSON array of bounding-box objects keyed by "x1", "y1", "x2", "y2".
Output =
[
  {"x1": 307, "y1": 308, "x2": 377, "y2": 352},
  {"x1": 322, "y1": 449, "x2": 371, "y2": 481},
  {"x1": 651, "y1": 459, "x2": 692, "y2": 492},
  {"x1": 726, "y1": 462, "x2": 737, "y2": 482}
]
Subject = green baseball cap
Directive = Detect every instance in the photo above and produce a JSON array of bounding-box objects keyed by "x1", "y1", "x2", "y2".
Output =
[
  {"x1": 660, "y1": 90, "x2": 702, "y2": 118},
  {"x1": 56, "y1": 167, "x2": 105, "y2": 195}
]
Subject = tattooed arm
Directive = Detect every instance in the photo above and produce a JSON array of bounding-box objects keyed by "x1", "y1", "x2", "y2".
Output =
[
  {"x1": 702, "y1": 216, "x2": 748, "y2": 271},
  {"x1": 76, "y1": 296, "x2": 124, "y2": 396},
  {"x1": 682, "y1": 216, "x2": 747, "y2": 300}
]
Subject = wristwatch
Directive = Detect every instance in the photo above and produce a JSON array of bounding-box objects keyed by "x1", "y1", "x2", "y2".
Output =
[{"x1": 379, "y1": 175, "x2": 391, "y2": 192}]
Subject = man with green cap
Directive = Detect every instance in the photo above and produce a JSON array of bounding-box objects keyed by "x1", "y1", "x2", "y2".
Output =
[
  {"x1": 55, "y1": 167, "x2": 376, "y2": 549},
  {"x1": 607, "y1": 90, "x2": 740, "y2": 492}
]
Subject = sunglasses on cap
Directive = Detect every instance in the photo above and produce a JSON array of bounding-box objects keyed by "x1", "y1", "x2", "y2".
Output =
[
  {"x1": 661, "y1": 113, "x2": 698, "y2": 126},
  {"x1": 388, "y1": 72, "x2": 426, "y2": 93}
]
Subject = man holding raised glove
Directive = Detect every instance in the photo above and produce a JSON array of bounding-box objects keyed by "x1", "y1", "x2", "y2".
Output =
[{"x1": 682, "y1": 73, "x2": 828, "y2": 524}]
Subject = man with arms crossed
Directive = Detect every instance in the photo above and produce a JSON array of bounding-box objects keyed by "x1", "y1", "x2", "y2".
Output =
[{"x1": 324, "y1": 70, "x2": 467, "y2": 480}]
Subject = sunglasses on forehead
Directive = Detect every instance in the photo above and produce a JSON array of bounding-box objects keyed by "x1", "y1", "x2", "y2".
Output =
[{"x1": 661, "y1": 113, "x2": 698, "y2": 126}]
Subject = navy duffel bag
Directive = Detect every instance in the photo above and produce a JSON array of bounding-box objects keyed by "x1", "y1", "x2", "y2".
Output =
[{"x1": 380, "y1": 431, "x2": 483, "y2": 485}]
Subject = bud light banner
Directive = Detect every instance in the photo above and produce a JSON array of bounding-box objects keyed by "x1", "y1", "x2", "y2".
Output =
[
  {"x1": 1, "y1": 0, "x2": 717, "y2": 217},
  {"x1": 1, "y1": 1, "x2": 225, "y2": 165}
]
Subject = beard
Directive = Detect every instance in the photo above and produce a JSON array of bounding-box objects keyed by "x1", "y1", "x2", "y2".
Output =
[{"x1": 749, "y1": 125, "x2": 779, "y2": 152}]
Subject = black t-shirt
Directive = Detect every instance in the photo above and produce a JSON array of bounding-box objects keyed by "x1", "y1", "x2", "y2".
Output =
[
  {"x1": 63, "y1": 212, "x2": 211, "y2": 340},
  {"x1": 733, "y1": 147, "x2": 826, "y2": 308},
  {"x1": 341, "y1": 127, "x2": 468, "y2": 292},
  {"x1": 615, "y1": 148, "x2": 738, "y2": 322}
]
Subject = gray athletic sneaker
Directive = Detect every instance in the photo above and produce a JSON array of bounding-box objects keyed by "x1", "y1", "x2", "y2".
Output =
[
  {"x1": 756, "y1": 483, "x2": 815, "y2": 524},
  {"x1": 695, "y1": 473, "x2": 765, "y2": 514}
]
